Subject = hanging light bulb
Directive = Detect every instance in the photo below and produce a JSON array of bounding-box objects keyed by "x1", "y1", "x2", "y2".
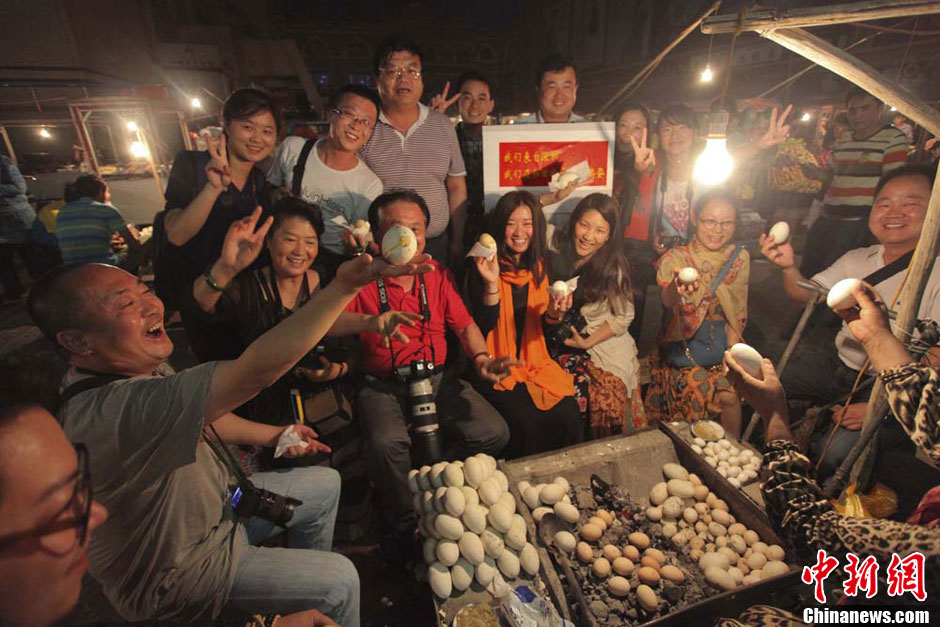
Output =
[
  {"x1": 801, "y1": 112, "x2": 811, "y2": 122},
  {"x1": 191, "y1": 96, "x2": 202, "y2": 109},
  {"x1": 39, "y1": 127, "x2": 52, "y2": 139},
  {"x1": 700, "y1": 65, "x2": 714, "y2": 83},
  {"x1": 126, "y1": 120, "x2": 139, "y2": 132},
  {"x1": 130, "y1": 141, "x2": 149, "y2": 158},
  {"x1": 693, "y1": 108, "x2": 733, "y2": 186}
]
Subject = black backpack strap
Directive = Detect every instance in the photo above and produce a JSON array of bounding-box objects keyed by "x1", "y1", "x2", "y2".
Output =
[
  {"x1": 56, "y1": 374, "x2": 127, "y2": 417},
  {"x1": 861, "y1": 250, "x2": 914, "y2": 288},
  {"x1": 291, "y1": 140, "x2": 317, "y2": 197}
]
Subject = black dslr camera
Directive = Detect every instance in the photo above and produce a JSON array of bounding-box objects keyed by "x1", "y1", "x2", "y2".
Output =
[
  {"x1": 231, "y1": 481, "x2": 302, "y2": 526},
  {"x1": 395, "y1": 360, "x2": 442, "y2": 464},
  {"x1": 546, "y1": 308, "x2": 587, "y2": 359}
]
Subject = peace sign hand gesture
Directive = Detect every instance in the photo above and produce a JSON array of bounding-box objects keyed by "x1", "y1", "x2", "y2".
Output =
[
  {"x1": 220, "y1": 205, "x2": 273, "y2": 275},
  {"x1": 205, "y1": 133, "x2": 232, "y2": 191},
  {"x1": 429, "y1": 81, "x2": 461, "y2": 113},
  {"x1": 630, "y1": 128, "x2": 656, "y2": 172},
  {"x1": 756, "y1": 105, "x2": 793, "y2": 150}
]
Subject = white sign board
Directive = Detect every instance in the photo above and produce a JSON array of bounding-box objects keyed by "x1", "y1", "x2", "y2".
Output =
[{"x1": 482, "y1": 122, "x2": 615, "y2": 230}]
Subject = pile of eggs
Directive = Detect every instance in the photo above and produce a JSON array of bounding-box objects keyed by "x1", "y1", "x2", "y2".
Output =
[
  {"x1": 646, "y1": 463, "x2": 789, "y2": 589},
  {"x1": 690, "y1": 437, "x2": 762, "y2": 489},
  {"x1": 410, "y1": 454, "x2": 540, "y2": 599}
]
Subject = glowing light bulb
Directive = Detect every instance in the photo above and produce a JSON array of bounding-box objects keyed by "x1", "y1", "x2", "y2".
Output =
[
  {"x1": 126, "y1": 121, "x2": 139, "y2": 132},
  {"x1": 39, "y1": 127, "x2": 51, "y2": 138},
  {"x1": 693, "y1": 108, "x2": 734, "y2": 186},
  {"x1": 890, "y1": 106, "x2": 897, "y2": 112},
  {"x1": 191, "y1": 96, "x2": 202, "y2": 109},
  {"x1": 801, "y1": 112, "x2": 811, "y2": 122},
  {"x1": 130, "y1": 141, "x2": 149, "y2": 158},
  {"x1": 693, "y1": 137, "x2": 734, "y2": 185},
  {"x1": 700, "y1": 66, "x2": 714, "y2": 83}
]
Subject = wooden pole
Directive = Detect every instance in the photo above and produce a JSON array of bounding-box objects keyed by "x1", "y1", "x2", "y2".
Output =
[
  {"x1": 761, "y1": 27, "x2": 940, "y2": 136},
  {"x1": 598, "y1": 0, "x2": 722, "y2": 116},
  {"x1": 702, "y1": 0, "x2": 940, "y2": 34}
]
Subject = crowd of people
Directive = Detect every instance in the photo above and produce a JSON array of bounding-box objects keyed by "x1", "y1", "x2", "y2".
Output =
[{"x1": 1, "y1": 36, "x2": 939, "y2": 625}]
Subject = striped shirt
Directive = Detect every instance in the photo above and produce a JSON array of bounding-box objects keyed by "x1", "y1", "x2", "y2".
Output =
[
  {"x1": 359, "y1": 103, "x2": 466, "y2": 238},
  {"x1": 56, "y1": 197, "x2": 126, "y2": 264},
  {"x1": 823, "y1": 125, "x2": 908, "y2": 217}
]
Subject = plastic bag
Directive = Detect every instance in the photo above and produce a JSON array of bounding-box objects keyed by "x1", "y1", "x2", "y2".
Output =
[{"x1": 831, "y1": 482, "x2": 898, "y2": 519}]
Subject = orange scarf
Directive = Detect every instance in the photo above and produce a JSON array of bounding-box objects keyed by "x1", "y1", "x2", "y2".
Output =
[{"x1": 485, "y1": 266, "x2": 574, "y2": 410}]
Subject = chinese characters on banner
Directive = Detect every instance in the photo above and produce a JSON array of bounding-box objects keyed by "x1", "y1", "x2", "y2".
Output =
[
  {"x1": 497, "y1": 141, "x2": 608, "y2": 188},
  {"x1": 482, "y1": 122, "x2": 614, "y2": 230},
  {"x1": 801, "y1": 549, "x2": 927, "y2": 603}
]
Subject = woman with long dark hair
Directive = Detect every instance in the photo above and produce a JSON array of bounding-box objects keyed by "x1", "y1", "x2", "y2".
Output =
[
  {"x1": 467, "y1": 190, "x2": 580, "y2": 457},
  {"x1": 156, "y1": 88, "x2": 282, "y2": 360},
  {"x1": 550, "y1": 193, "x2": 646, "y2": 437}
]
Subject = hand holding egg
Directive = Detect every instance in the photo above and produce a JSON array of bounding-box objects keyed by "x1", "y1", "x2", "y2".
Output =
[
  {"x1": 723, "y1": 349, "x2": 787, "y2": 422},
  {"x1": 381, "y1": 225, "x2": 419, "y2": 265},
  {"x1": 673, "y1": 267, "x2": 699, "y2": 295}
]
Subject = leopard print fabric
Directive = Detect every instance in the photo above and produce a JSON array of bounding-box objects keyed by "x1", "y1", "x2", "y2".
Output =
[
  {"x1": 717, "y1": 605, "x2": 809, "y2": 627},
  {"x1": 761, "y1": 364, "x2": 940, "y2": 596}
]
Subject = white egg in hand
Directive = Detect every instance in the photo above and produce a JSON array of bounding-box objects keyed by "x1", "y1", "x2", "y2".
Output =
[
  {"x1": 827, "y1": 278, "x2": 862, "y2": 311},
  {"x1": 678, "y1": 267, "x2": 699, "y2": 285},
  {"x1": 381, "y1": 225, "x2": 418, "y2": 265},
  {"x1": 768, "y1": 221, "x2": 790, "y2": 244},
  {"x1": 479, "y1": 233, "x2": 497, "y2": 250},
  {"x1": 550, "y1": 280, "x2": 569, "y2": 298},
  {"x1": 729, "y1": 343, "x2": 764, "y2": 379}
]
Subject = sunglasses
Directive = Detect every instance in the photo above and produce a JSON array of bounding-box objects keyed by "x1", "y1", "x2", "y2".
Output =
[{"x1": 0, "y1": 443, "x2": 93, "y2": 553}]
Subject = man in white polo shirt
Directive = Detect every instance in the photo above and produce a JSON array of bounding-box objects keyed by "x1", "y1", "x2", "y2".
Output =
[
  {"x1": 514, "y1": 53, "x2": 585, "y2": 125},
  {"x1": 268, "y1": 84, "x2": 384, "y2": 282},
  {"x1": 360, "y1": 37, "x2": 467, "y2": 266},
  {"x1": 760, "y1": 165, "x2": 940, "y2": 477}
]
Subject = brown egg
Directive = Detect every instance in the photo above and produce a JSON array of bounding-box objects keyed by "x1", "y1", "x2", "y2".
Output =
[
  {"x1": 636, "y1": 584, "x2": 659, "y2": 611},
  {"x1": 601, "y1": 544, "x2": 621, "y2": 561},
  {"x1": 593, "y1": 557, "x2": 611, "y2": 578},
  {"x1": 612, "y1": 557, "x2": 635, "y2": 576},
  {"x1": 637, "y1": 566, "x2": 661, "y2": 585},
  {"x1": 628, "y1": 532, "x2": 650, "y2": 550},
  {"x1": 579, "y1": 523, "x2": 603, "y2": 542},
  {"x1": 622, "y1": 545, "x2": 640, "y2": 561},
  {"x1": 640, "y1": 556, "x2": 661, "y2": 571},
  {"x1": 660, "y1": 565, "x2": 685, "y2": 583},
  {"x1": 587, "y1": 516, "x2": 608, "y2": 531},
  {"x1": 595, "y1": 509, "x2": 614, "y2": 527},
  {"x1": 608, "y1": 576, "x2": 631, "y2": 597},
  {"x1": 644, "y1": 548, "x2": 667, "y2": 565},
  {"x1": 576, "y1": 541, "x2": 593, "y2": 563}
]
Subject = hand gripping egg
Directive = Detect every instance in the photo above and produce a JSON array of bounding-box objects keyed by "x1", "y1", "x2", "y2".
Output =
[
  {"x1": 768, "y1": 221, "x2": 790, "y2": 244},
  {"x1": 478, "y1": 233, "x2": 497, "y2": 251},
  {"x1": 678, "y1": 267, "x2": 699, "y2": 285},
  {"x1": 729, "y1": 343, "x2": 764, "y2": 379},
  {"x1": 352, "y1": 219, "x2": 371, "y2": 238},
  {"x1": 556, "y1": 170, "x2": 580, "y2": 188},
  {"x1": 381, "y1": 225, "x2": 418, "y2": 265},
  {"x1": 550, "y1": 280, "x2": 570, "y2": 299},
  {"x1": 827, "y1": 278, "x2": 862, "y2": 312}
]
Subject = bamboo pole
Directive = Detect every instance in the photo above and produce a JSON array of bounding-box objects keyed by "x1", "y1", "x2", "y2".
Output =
[
  {"x1": 598, "y1": 0, "x2": 723, "y2": 116},
  {"x1": 701, "y1": 0, "x2": 940, "y2": 34},
  {"x1": 760, "y1": 27, "x2": 940, "y2": 136}
]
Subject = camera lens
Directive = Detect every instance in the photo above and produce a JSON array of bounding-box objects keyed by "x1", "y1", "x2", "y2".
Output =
[{"x1": 407, "y1": 374, "x2": 442, "y2": 464}]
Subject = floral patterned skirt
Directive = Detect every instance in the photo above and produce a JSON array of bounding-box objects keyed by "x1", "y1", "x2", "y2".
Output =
[
  {"x1": 557, "y1": 352, "x2": 647, "y2": 438},
  {"x1": 645, "y1": 349, "x2": 733, "y2": 424}
]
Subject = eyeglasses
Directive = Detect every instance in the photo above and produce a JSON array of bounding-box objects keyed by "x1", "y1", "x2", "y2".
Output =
[
  {"x1": 0, "y1": 443, "x2": 93, "y2": 554},
  {"x1": 380, "y1": 66, "x2": 422, "y2": 79},
  {"x1": 329, "y1": 108, "x2": 374, "y2": 130},
  {"x1": 699, "y1": 219, "x2": 736, "y2": 230}
]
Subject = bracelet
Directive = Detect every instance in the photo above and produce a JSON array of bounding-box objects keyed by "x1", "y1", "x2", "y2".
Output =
[
  {"x1": 471, "y1": 351, "x2": 491, "y2": 364},
  {"x1": 203, "y1": 270, "x2": 226, "y2": 292},
  {"x1": 485, "y1": 290, "x2": 499, "y2": 296}
]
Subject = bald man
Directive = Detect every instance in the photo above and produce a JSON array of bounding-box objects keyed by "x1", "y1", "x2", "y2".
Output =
[{"x1": 25, "y1": 212, "x2": 431, "y2": 625}]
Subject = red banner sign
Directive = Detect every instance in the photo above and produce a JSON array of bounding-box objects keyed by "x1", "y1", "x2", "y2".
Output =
[{"x1": 498, "y1": 140, "x2": 608, "y2": 187}]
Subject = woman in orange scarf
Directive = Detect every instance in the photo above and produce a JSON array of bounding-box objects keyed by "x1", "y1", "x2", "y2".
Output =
[{"x1": 467, "y1": 191, "x2": 580, "y2": 457}]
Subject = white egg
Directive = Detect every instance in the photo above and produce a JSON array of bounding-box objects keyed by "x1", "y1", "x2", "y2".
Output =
[
  {"x1": 488, "y1": 503, "x2": 513, "y2": 533},
  {"x1": 556, "y1": 170, "x2": 580, "y2": 188},
  {"x1": 479, "y1": 233, "x2": 497, "y2": 250},
  {"x1": 429, "y1": 562, "x2": 452, "y2": 598},
  {"x1": 496, "y1": 491, "x2": 516, "y2": 513},
  {"x1": 491, "y1": 469, "x2": 510, "y2": 493},
  {"x1": 442, "y1": 486, "x2": 466, "y2": 517},
  {"x1": 464, "y1": 457, "x2": 485, "y2": 488},
  {"x1": 462, "y1": 505, "x2": 487, "y2": 534},
  {"x1": 451, "y1": 558, "x2": 474, "y2": 591},
  {"x1": 435, "y1": 514, "x2": 464, "y2": 540},
  {"x1": 436, "y1": 540, "x2": 460, "y2": 566},
  {"x1": 520, "y1": 542, "x2": 540, "y2": 575},
  {"x1": 663, "y1": 462, "x2": 690, "y2": 480},
  {"x1": 531, "y1": 506, "x2": 552, "y2": 522},
  {"x1": 443, "y1": 462, "x2": 465, "y2": 488},
  {"x1": 408, "y1": 469, "x2": 420, "y2": 494},
  {"x1": 678, "y1": 267, "x2": 699, "y2": 285},
  {"x1": 381, "y1": 225, "x2": 418, "y2": 265},
  {"x1": 430, "y1": 462, "x2": 448, "y2": 488},
  {"x1": 522, "y1": 486, "x2": 541, "y2": 509},
  {"x1": 827, "y1": 278, "x2": 862, "y2": 311},
  {"x1": 539, "y1": 483, "x2": 565, "y2": 505},
  {"x1": 550, "y1": 280, "x2": 570, "y2": 299},
  {"x1": 475, "y1": 556, "x2": 497, "y2": 585},
  {"x1": 729, "y1": 343, "x2": 764, "y2": 379},
  {"x1": 693, "y1": 437, "x2": 707, "y2": 447},
  {"x1": 554, "y1": 530, "x2": 576, "y2": 552},
  {"x1": 554, "y1": 501, "x2": 580, "y2": 523},
  {"x1": 505, "y1": 516, "x2": 527, "y2": 550},
  {"x1": 458, "y1": 531, "x2": 485, "y2": 565},
  {"x1": 460, "y1": 486, "x2": 479, "y2": 508},
  {"x1": 417, "y1": 465, "x2": 432, "y2": 491},
  {"x1": 768, "y1": 221, "x2": 790, "y2": 244},
  {"x1": 481, "y1": 528, "x2": 505, "y2": 558},
  {"x1": 498, "y1": 548, "x2": 521, "y2": 578},
  {"x1": 553, "y1": 475, "x2": 570, "y2": 492},
  {"x1": 478, "y1": 478, "x2": 502, "y2": 506},
  {"x1": 517, "y1": 481, "x2": 531, "y2": 494}
]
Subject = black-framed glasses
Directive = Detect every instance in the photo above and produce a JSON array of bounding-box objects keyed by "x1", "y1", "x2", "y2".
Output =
[
  {"x1": 380, "y1": 66, "x2": 421, "y2": 80},
  {"x1": 329, "y1": 108, "x2": 375, "y2": 130},
  {"x1": 0, "y1": 443, "x2": 93, "y2": 553}
]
